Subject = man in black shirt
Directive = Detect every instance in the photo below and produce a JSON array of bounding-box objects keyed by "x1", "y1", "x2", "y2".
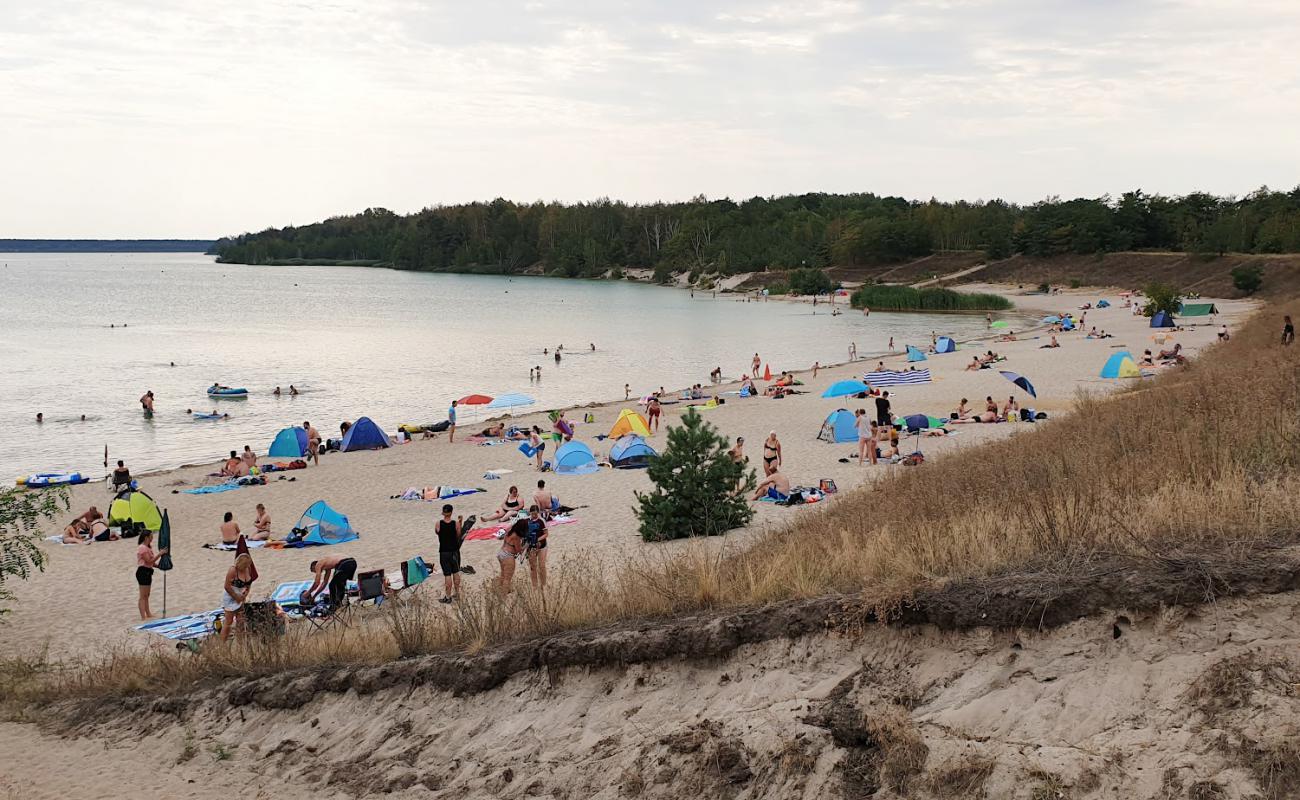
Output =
[
  {"x1": 435, "y1": 504, "x2": 465, "y2": 604},
  {"x1": 874, "y1": 391, "x2": 892, "y2": 427}
]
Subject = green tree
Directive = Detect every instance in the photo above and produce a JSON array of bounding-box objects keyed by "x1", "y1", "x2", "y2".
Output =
[
  {"x1": 788, "y1": 267, "x2": 833, "y2": 295},
  {"x1": 635, "y1": 409, "x2": 755, "y2": 542},
  {"x1": 1231, "y1": 265, "x2": 1263, "y2": 294},
  {"x1": 1142, "y1": 282, "x2": 1183, "y2": 317},
  {"x1": 1, "y1": 486, "x2": 68, "y2": 618}
]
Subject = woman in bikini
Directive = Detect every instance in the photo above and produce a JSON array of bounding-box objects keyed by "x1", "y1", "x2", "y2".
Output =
[
  {"x1": 220, "y1": 553, "x2": 256, "y2": 641},
  {"x1": 762, "y1": 432, "x2": 782, "y2": 476},
  {"x1": 497, "y1": 518, "x2": 527, "y2": 594},
  {"x1": 483, "y1": 486, "x2": 523, "y2": 521},
  {"x1": 529, "y1": 426, "x2": 545, "y2": 470},
  {"x1": 252, "y1": 503, "x2": 271, "y2": 541}
]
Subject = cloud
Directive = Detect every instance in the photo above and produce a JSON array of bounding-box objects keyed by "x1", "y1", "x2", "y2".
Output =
[{"x1": 0, "y1": 0, "x2": 1296, "y2": 236}]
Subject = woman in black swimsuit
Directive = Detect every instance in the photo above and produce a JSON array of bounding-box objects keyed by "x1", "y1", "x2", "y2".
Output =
[
  {"x1": 220, "y1": 553, "x2": 256, "y2": 641},
  {"x1": 483, "y1": 486, "x2": 523, "y2": 521},
  {"x1": 762, "y1": 432, "x2": 781, "y2": 476}
]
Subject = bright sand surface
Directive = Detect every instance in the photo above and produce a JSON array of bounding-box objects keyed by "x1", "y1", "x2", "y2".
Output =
[{"x1": 1, "y1": 287, "x2": 1253, "y2": 659}]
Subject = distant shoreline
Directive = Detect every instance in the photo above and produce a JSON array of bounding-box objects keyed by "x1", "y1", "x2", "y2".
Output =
[{"x1": 0, "y1": 240, "x2": 214, "y2": 254}]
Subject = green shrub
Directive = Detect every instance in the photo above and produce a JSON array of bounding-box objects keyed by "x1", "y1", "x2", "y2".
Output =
[
  {"x1": 635, "y1": 409, "x2": 755, "y2": 542},
  {"x1": 1231, "y1": 266, "x2": 1263, "y2": 295},
  {"x1": 1142, "y1": 282, "x2": 1183, "y2": 317},
  {"x1": 788, "y1": 268, "x2": 833, "y2": 296},
  {"x1": 1070, "y1": 279, "x2": 1082, "y2": 289},
  {"x1": 849, "y1": 285, "x2": 1012, "y2": 312}
]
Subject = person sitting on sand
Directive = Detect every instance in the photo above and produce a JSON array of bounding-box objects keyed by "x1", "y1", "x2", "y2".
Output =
[
  {"x1": 220, "y1": 511, "x2": 241, "y2": 545},
  {"x1": 532, "y1": 479, "x2": 556, "y2": 519},
  {"x1": 1002, "y1": 396, "x2": 1019, "y2": 420},
  {"x1": 483, "y1": 485, "x2": 523, "y2": 521},
  {"x1": 241, "y1": 445, "x2": 257, "y2": 468},
  {"x1": 1140, "y1": 349, "x2": 1155, "y2": 366},
  {"x1": 965, "y1": 356, "x2": 981, "y2": 371},
  {"x1": 221, "y1": 450, "x2": 246, "y2": 477},
  {"x1": 252, "y1": 503, "x2": 271, "y2": 541},
  {"x1": 954, "y1": 398, "x2": 970, "y2": 420},
  {"x1": 479, "y1": 423, "x2": 506, "y2": 438},
  {"x1": 1158, "y1": 343, "x2": 1184, "y2": 361},
  {"x1": 220, "y1": 553, "x2": 256, "y2": 642},
  {"x1": 1040, "y1": 335, "x2": 1060, "y2": 349},
  {"x1": 997, "y1": 331, "x2": 1017, "y2": 342},
  {"x1": 752, "y1": 470, "x2": 791, "y2": 500},
  {"x1": 739, "y1": 376, "x2": 757, "y2": 396}
]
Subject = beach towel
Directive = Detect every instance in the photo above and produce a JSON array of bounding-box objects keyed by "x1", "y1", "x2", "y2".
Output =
[
  {"x1": 863, "y1": 369, "x2": 932, "y2": 386},
  {"x1": 136, "y1": 610, "x2": 220, "y2": 641},
  {"x1": 182, "y1": 482, "x2": 244, "y2": 495},
  {"x1": 202, "y1": 540, "x2": 268, "y2": 551},
  {"x1": 395, "y1": 486, "x2": 485, "y2": 501},
  {"x1": 466, "y1": 514, "x2": 578, "y2": 542}
]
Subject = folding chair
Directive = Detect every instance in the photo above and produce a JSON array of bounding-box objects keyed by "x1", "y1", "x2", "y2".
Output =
[
  {"x1": 396, "y1": 557, "x2": 433, "y2": 596},
  {"x1": 356, "y1": 569, "x2": 387, "y2": 606}
]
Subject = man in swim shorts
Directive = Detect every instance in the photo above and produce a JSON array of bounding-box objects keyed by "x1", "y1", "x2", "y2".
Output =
[
  {"x1": 448, "y1": 400, "x2": 458, "y2": 443},
  {"x1": 532, "y1": 479, "x2": 555, "y2": 519},
  {"x1": 304, "y1": 421, "x2": 321, "y2": 465},
  {"x1": 305, "y1": 555, "x2": 358, "y2": 610}
]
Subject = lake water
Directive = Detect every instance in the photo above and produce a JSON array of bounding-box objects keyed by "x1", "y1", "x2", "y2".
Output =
[{"x1": 0, "y1": 253, "x2": 1003, "y2": 477}]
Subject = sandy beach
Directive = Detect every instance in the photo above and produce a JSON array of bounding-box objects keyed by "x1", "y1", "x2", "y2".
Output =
[{"x1": 1, "y1": 286, "x2": 1253, "y2": 660}]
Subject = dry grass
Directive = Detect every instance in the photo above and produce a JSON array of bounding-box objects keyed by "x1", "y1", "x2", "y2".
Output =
[{"x1": 4, "y1": 299, "x2": 1299, "y2": 706}]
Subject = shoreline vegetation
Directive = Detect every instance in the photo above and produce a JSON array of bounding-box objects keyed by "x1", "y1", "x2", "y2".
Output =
[
  {"x1": 210, "y1": 189, "x2": 1300, "y2": 282},
  {"x1": 3, "y1": 293, "x2": 1292, "y2": 707},
  {"x1": 850, "y1": 285, "x2": 1013, "y2": 312}
]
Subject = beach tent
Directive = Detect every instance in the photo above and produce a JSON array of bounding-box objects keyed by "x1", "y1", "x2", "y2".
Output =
[
  {"x1": 268, "y1": 426, "x2": 308, "y2": 458},
  {"x1": 1097, "y1": 300, "x2": 1111, "y2": 308},
  {"x1": 554, "y1": 441, "x2": 599, "y2": 475},
  {"x1": 1150, "y1": 311, "x2": 1175, "y2": 328},
  {"x1": 822, "y1": 379, "x2": 871, "y2": 398},
  {"x1": 1179, "y1": 302, "x2": 1218, "y2": 317},
  {"x1": 295, "y1": 501, "x2": 359, "y2": 545},
  {"x1": 818, "y1": 409, "x2": 858, "y2": 443},
  {"x1": 1041, "y1": 315, "x2": 1061, "y2": 324},
  {"x1": 108, "y1": 488, "x2": 163, "y2": 532},
  {"x1": 1061, "y1": 317, "x2": 1075, "y2": 331},
  {"x1": 610, "y1": 435, "x2": 658, "y2": 469},
  {"x1": 935, "y1": 336, "x2": 957, "y2": 354},
  {"x1": 609, "y1": 409, "x2": 651, "y2": 438},
  {"x1": 990, "y1": 320, "x2": 1010, "y2": 329},
  {"x1": 1100, "y1": 351, "x2": 1141, "y2": 379},
  {"x1": 906, "y1": 345, "x2": 927, "y2": 362},
  {"x1": 340, "y1": 416, "x2": 390, "y2": 452}
]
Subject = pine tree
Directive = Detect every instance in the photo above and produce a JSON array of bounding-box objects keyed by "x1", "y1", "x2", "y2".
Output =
[{"x1": 635, "y1": 408, "x2": 756, "y2": 542}]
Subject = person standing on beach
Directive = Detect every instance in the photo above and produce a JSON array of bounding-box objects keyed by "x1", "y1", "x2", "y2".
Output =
[
  {"x1": 1284, "y1": 315, "x2": 1295, "y2": 346},
  {"x1": 304, "y1": 421, "x2": 320, "y2": 465},
  {"x1": 812, "y1": 361, "x2": 820, "y2": 378},
  {"x1": 752, "y1": 353, "x2": 761, "y2": 375},
  {"x1": 875, "y1": 391, "x2": 892, "y2": 427},
  {"x1": 625, "y1": 383, "x2": 630, "y2": 400},
  {"x1": 448, "y1": 400, "x2": 459, "y2": 442},
  {"x1": 498, "y1": 518, "x2": 526, "y2": 594},
  {"x1": 529, "y1": 426, "x2": 545, "y2": 470},
  {"x1": 135, "y1": 530, "x2": 165, "y2": 620},
  {"x1": 646, "y1": 397, "x2": 661, "y2": 433},
  {"x1": 219, "y1": 553, "x2": 255, "y2": 641},
  {"x1": 524, "y1": 505, "x2": 549, "y2": 590},
  {"x1": 855, "y1": 410, "x2": 876, "y2": 466},
  {"x1": 762, "y1": 432, "x2": 782, "y2": 476},
  {"x1": 435, "y1": 504, "x2": 465, "y2": 604}
]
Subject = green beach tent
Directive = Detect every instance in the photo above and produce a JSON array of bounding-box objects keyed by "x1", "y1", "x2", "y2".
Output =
[{"x1": 1179, "y1": 302, "x2": 1218, "y2": 317}]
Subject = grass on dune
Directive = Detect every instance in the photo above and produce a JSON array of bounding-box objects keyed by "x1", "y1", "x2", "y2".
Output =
[
  {"x1": 850, "y1": 284, "x2": 1014, "y2": 312},
  {"x1": 4, "y1": 300, "x2": 1299, "y2": 705}
]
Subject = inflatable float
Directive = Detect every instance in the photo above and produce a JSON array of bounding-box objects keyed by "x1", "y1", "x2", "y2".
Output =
[
  {"x1": 18, "y1": 472, "x2": 89, "y2": 488},
  {"x1": 193, "y1": 412, "x2": 224, "y2": 420},
  {"x1": 207, "y1": 386, "x2": 249, "y2": 397}
]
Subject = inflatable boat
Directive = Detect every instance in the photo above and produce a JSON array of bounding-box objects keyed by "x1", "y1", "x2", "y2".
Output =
[
  {"x1": 207, "y1": 386, "x2": 249, "y2": 397},
  {"x1": 19, "y1": 472, "x2": 90, "y2": 488}
]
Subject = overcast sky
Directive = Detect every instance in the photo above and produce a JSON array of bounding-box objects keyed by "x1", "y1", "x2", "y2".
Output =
[{"x1": 3, "y1": 0, "x2": 1298, "y2": 237}]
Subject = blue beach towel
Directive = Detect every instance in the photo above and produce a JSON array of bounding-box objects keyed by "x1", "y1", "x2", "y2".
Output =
[{"x1": 182, "y1": 483, "x2": 243, "y2": 495}]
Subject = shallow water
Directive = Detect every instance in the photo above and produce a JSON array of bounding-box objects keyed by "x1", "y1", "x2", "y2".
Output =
[{"x1": 0, "y1": 253, "x2": 1003, "y2": 476}]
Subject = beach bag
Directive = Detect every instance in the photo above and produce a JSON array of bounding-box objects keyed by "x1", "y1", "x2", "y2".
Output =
[
  {"x1": 901, "y1": 453, "x2": 925, "y2": 467},
  {"x1": 819, "y1": 479, "x2": 838, "y2": 494},
  {"x1": 1035, "y1": 412, "x2": 1048, "y2": 420}
]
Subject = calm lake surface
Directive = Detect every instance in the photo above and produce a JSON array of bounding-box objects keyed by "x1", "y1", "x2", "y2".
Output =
[{"x1": 1, "y1": 253, "x2": 1002, "y2": 476}]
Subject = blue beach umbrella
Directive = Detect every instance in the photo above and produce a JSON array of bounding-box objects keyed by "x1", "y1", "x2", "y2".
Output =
[
  {"x1": 1042, "y1": 315, "x2": 1061, "y2": 324},
  {"x1": 485, "y1": 393, "x2": 536, "y2": 410},
  {"x1": 822, "y1": 379, "x2": 871, "y2": 398},
  {"x1": 897, "y1": 414, "x2": 930, "y2": 431},
  {"x1": 998, "y1": 370, "x2": 1038, "y2": 398}
]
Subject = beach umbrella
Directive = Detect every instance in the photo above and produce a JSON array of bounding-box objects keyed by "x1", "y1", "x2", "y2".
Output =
[
  {"x1": 897, "y1": 414, "x2": 930, "y2": 431},
  {"x1": 990, "y1": 320, "x2": 1010, "y2": 329},
  {"x1": 822, "y1": 379, "x2": 871, "y2": 398},
  {"x1": 998, "y1": 370, "x2": 1037, "y2": 398},
  {"x1": 1042, "y1": 315, "x2": 1061, "y2": 324},
  {"x1": 458, "y1": 394, "x2": 493, "y2": 405},
  {"x1": 157, "y1": 509, "x2": 173, "y2": 615},
  {"x1": 485, "y1": 393, "x2": 536, "y2": 410}
]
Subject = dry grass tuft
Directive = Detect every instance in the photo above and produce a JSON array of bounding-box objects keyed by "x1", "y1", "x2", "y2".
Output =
[
  {"x1": 4, "y1": 300, "x2": 1300, "y2": 706},
  {"x1": 924, "y1": 753, "x2": 997, "y2": 798}
]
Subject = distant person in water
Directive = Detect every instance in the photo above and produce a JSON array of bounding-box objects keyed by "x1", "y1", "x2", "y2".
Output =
[
  {"x1": 289, "y1": 385, "x2": 299, "y2": 396},
  {"x1": 35, "y1": 413, "x2": 43, "y2": 423},
  {"x1": 139, "y1": 390, "x2": 154, "y2": 413},
  {"x1": 535, "y1": 365, "x2": 541, "y2": 380},
  {"x1": 590, "y1": 343, "x2": 595, "y2": 351},
  {"x1": 273, "y1": 386, "x2": 281, "y2": 396},
  {"x1": 624, "y1": 383, "x2": 630, "y2": 400},
  {"x1": 554, "y1": 350, "x2": 561, "y2": 364}
]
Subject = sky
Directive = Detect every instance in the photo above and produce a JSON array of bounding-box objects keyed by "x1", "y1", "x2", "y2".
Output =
[{"x1": 2, "y1": 0, "x2": 1299, "y2": 238}]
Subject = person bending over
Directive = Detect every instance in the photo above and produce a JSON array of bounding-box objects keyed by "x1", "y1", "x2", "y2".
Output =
[{"x1": 304, "y1": 555, "x2": 357, "y2": 610}]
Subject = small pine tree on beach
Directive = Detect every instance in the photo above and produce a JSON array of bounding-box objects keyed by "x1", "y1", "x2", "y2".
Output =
[{"x1": 635, "y1": 408, "x2": 756, "y2": 542}]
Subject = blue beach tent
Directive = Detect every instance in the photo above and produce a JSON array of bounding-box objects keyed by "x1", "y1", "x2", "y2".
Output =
[
  {"x1": 1150, "y1": 311, "x2": 1175, "y2": 328},
  {"x1": 1061, "y1": 317, "x2": 1075, "y2": 331},
  {"x1": 1100, "y1": 351, "x2": 1141, "y2": 379},
  {"x1": 340, "y1": 416, "x2": 390, "y2": 452},
  {"x1": 295, "y1": 501, "x2": 359, "y2": 545},
  {"x1": 1097, "y1": 299, "x2": 1111, "y2": 308},
  {"x1": 609, "y1": 435, "x2": 657, "y2": 469},
  {"x1": 554, "y1": 441, "x2": 599, "y2": 475},
  {"x1": 906, "y1": 345, "x2": 927, "y2": 362},
  {"x1": 935, "y1": 336, "x2": 957, "y2": 354},
  {"x1": 268, "y1": 426, "x2": 308, "y2": 458},
  {"x1": 818, "y1": 409, "x2": 858, "y2": 443}
]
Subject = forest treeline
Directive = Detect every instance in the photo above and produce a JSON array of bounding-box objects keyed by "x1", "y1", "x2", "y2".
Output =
[{"x1": 213, "y1": 187, "x2": 1300, "y2": 279}]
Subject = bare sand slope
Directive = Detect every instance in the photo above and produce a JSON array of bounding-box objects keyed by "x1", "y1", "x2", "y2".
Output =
[
  {"x1": 1, "y1": 289, "x2": 1253, "y2": 659},
  {"x1": 6, "y1": 566, "x2": 1300, "y2": 800}
]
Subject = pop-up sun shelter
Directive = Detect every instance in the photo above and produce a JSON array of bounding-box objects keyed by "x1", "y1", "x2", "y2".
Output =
[
  {"x1": 818, "y1": 409, "x2": 858, "y2": 443},
  {"x1": 108, "y1": 488, "x2": 163, "y2": 532},
  {"x1": 340, "y1": 416, "x2": 390, "y2": 452},
  {"x1": 1150, "y1": 311, "x2": 1175, "y2": 328},
  {"x1": 294, "y1": 501, "x2": 359, "y2": 545},
  {"x1": 268, "y1": 426, "x2": 308, "y2": 458},
  {"x1": 610, "y1": 435, "x2": 658, "y2": 468},
  {"x1": 1100, "y1": 351, "x2": 1141, "y2": 378},
  {"x1": 609, "y1": 409, "x2": 651, "y2": 438},
  {"x1": 553, "y1": 441, "x2": 599, "y2": 475},
  {"x1": 906, "y1": 345, "x2": 927, "y2": 362},
  {"x1": 935, "y1": 336, "x2": 956, "y2": 354},
  {"x1": 1179, "y1": 302, "x2": 1218, "y2": 317}
]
